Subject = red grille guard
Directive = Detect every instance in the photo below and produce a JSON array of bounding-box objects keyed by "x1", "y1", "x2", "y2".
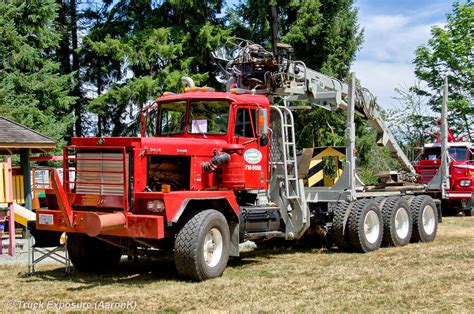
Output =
[
  {"x1": 51, "y1": 169, "x2": 126, "y2": 236},
  {"x1": 36, "y1": 169, "x2": 164, "y2": 239}
]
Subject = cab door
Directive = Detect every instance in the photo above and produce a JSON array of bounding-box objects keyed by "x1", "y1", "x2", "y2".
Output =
[{"x1": 233, "y1": 105, "x2": 268, "y2": 190}]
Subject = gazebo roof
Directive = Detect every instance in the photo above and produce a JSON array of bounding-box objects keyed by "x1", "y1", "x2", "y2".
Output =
[{"x1": 0, "y1": 117, "x2": 56, "y2": 154}]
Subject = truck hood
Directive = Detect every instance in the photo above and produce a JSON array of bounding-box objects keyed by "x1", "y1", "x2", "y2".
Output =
[{"x1": 71, "y1": 136, "x2": 229, "y2": 157}]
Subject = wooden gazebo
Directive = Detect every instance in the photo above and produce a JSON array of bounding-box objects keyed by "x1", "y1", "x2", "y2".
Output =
[{"x1": 0, "y1": 117, "x2": 56, "y2": 209}]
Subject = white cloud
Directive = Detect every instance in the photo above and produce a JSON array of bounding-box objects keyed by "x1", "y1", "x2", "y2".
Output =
[
  {"x1": 360, "y1": 15, "x2": 434, "y2": 63},
  {"x1": 352, "y1": 2, "x2": 448, "y2": 109},
  {"x1": 352, "y1": 60, "x2": 415, "y2": 107}
]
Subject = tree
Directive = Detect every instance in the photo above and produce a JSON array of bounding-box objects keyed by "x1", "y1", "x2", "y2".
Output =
[
  {"x1": 229, "y1": 1, "x2": 397, "y2": 184},
  {"x1": 385, "y1": 83, "x2": 437, "y2": 151},
  {"x1": 229, "y1": 0, "x2": 374, "y2": 172},
  {"x1": 230, "y1": 0, "x2": 363, "y2": 78},
  {"x1": 0, "y1": 0, "x2": 75, "y2": 149},
  {"x1": 414, "y1": 1, "x2": 474, "y2": 139},
  {"x1": 83, "y1": 0, "x2": 230, "y2": 136},
  {"x1": 55, "y1": 0, "x2": 96, "y2": 137}
]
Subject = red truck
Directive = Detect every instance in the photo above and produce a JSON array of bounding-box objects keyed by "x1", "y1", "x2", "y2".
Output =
[
  {"x1": 414, "y1": 124, "x2": 473, "y2": 216},
  {"x1": 36, "y1": 40, "x2": 440, "y2": 281}
]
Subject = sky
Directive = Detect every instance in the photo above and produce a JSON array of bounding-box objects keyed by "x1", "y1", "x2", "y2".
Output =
[
  {"x1": 225, "y1": 0, "x2": 456, "y2": 109},
  {"x1": 352, "y1": 0, "x2": 455, "y2": 109}
]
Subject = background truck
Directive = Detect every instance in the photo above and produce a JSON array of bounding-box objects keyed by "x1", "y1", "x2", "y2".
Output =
[
  {"x1": 414, "y1": 120, "x2": 474, "y2": 216},
  {"x1": 36, "y1": 39, "x2": 442, "y2": 281}
]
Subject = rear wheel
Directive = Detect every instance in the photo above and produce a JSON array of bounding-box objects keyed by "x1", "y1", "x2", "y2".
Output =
[
  {"x1": 174, "y1": 210, "x2": 230, "y2": 281},
  {"x1": 67, "y1": 233, "x2": 123, "y2": 272},
  {"x1": 410, "y1": 196, "x2": 438, "y2": 242},
  {"x1": 347, "y1": 199, "x2": 383, "y2": 252},
  {"x1": 381, "y1": 197, "x2": 412, "y2": 247},
  {"x1": 332, "y1": 202, "x2": 351, "y2": 251}
]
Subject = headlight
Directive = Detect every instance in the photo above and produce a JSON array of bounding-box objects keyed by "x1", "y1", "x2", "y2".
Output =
[
  {"x1": 146, "y1": 200, "x2": 165, "y2": 213},
  {"x1": 459, "y1": 179, "x2": 471, "y2": 187}
]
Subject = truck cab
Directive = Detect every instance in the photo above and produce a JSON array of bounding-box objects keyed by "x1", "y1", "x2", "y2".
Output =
[
  {"x1": 414, "y1": 142, "x2": 474, "y2": 215},
  {"x1": 36, "y1": 88, "x2": 277, "y2": 281},
  {"x1": 142, "y1": 90, "x2": 270, "y2": 192}
]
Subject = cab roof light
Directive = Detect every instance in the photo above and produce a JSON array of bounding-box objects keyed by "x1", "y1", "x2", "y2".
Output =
[{"x1": 184, "y1": 86, "x2": 215, "y2": 93}]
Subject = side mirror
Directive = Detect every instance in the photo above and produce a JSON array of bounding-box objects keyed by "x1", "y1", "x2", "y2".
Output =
[
  {"x1": 258, "y1": 108, "x2": 269, "y2": 136},
  {"x1": 259, "y1": 134, "x2": 269, "y2": 147}
]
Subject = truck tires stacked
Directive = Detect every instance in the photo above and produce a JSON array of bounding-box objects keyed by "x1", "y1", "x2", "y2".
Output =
[{"x1": 332, "y1": 195, "x2": 438, "y2": 252}]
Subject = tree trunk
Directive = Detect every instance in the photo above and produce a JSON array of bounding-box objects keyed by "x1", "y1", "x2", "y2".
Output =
[
  {"x1": 56, "y1": 0, "x2": 70, "y2": 74},
  {"x1": 97, "y1": 57, "x2": 103, "y2": 137},
  {"x1": 71, "y1": 0, "x2": 82, "y2": 136}
]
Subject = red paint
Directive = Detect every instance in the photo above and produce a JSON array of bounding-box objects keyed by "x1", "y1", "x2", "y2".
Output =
[
  {"x1": 414, "y1": 123, "x2": 474, "y2": 205},
  {"x1": 82, "y1": 212, "x2": 126, "y2": 237},
  {"x1": 37, "y1": 90, "x2": 270, "y2": 240},
  {"x1": 51, "y1": 169, "x2": 73, "y2": 227},
  {"x1": 30, "y1": 156, "x2": 63, "y2": 161},
  {"x1": 36, "y1": 209, "x2": 164, "y2": 239}
]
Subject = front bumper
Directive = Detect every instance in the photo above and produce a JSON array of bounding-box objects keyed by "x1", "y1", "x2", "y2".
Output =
[{"x1": 36, "y1": 209, "x2": 164, "y2": 239}]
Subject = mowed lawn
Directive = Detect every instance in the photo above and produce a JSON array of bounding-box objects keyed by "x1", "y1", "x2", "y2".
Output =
[{"x1": 0, "y1": 217, "x2": 472, "y2": 312}]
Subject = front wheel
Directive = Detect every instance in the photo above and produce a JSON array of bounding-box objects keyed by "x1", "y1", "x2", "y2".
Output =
[{"x1": 174, "y1": 210, "x2": 230, "y2": 281}]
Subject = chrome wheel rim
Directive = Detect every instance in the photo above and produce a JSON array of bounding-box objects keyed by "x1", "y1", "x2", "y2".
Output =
[
  {"x1": 203, "y1": 228, "x2": 223, "y2": 267},
  {"x1": 422, "y1": 205, "x2": 436, "y2": 235},
  {"x1": 395, "y1": 207, "x2": 410, "y2": 239},
  {"x1": 364, "y1": 210, "x2": 380, "y2": 244}
]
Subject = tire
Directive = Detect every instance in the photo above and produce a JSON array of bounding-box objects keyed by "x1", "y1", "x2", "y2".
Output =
[
  {"x1": 67, "y1": 233, "x2": 123, "y2": 272},
  {"x1": 381, "y1": 197, "x2": 412, "y2": 247},
  {"x1": 347, "y1": 199, "x2": 383, "y2": 253},
  {"x1": 332, "y1": 202, "x2": 351, "y2": 251},
  {"x1": 174, "y1": 210, "x2": 230, "y2": 281},
  {"x1": 373, "y1": 197, "x2": 388, "y2": 209},
  {"x1": 410, "y1": 196, "x2": 438, "y2": 243},
  {"x1": 465, "y1": 209, "x2": 473, "y2": 217},
  {"x1": 403, "y1": 195, "x2": 415, "y2": 207}
]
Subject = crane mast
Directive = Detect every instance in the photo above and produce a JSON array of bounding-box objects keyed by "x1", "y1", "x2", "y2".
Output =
[{"x1": 213, "y1": 39, "x2": 415, "y2": 174}]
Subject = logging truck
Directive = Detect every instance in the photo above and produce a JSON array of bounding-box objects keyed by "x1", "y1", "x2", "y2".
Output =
[{"x1": 36, "y1": 40, "x2": 443, "y2": 281}]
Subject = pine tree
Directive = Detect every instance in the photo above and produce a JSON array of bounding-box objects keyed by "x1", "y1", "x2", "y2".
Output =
[
  {"x1": 83, "y1": 0, "x2": 230, "y2": 136},
  {"x1": 0, "y1": 0, "x2": 75, "y2": 149},
  {"x1": 229, "y1": 0, "x2": 363, "y2": 148}
]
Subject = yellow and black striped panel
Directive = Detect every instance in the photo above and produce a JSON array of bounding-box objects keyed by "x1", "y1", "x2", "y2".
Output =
[
  {"x1": 308, "y1": 158, "x2": 324, "y2": 187},
  {"x1": 307, "y1": 147, "x2": 345, "y2": 187}
]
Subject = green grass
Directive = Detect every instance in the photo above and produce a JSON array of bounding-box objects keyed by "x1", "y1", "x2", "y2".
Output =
[{"x1": 0, "y1": 217, "x2": 473, "y2": 312}]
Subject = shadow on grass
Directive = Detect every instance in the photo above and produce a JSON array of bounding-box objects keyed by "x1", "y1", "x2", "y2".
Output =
[
  {"x1": 18, "y1": 237, "x2": 338, "y2": 287},
  {"x1": 18, "y1": 255, "x2": 182, "y2": 289}
]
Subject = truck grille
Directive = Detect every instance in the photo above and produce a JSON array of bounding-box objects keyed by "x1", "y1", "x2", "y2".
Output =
[
  {"x1": 417, "y1": 165, "x2": 438, "y2": 184},
  {"x1": 75, "y1": 152, "x2": 129, "y2": 196}
]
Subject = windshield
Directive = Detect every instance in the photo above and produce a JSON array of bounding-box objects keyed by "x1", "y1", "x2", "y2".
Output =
[
  {"x1": 158, "y1": 101, "x2": 186, "y2": 135},
  {"x1": 421, "y1": 147, "x2": 469, "y2": 161},
  {"x1": 423, "y1": 147, "x2": 440, "y2": 160},
  {"x1": 448, "y1": 147, "x2": 468, "y2": 161},
  {"x1": 187, "y1": 101, "x2": 230, "y2": 134}
]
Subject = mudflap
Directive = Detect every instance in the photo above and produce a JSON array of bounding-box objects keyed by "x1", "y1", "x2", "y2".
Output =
[
  {"x1": 435, "y1": 199, "x2": 442, "y2": 223},
  {"x1": 229, "y1": 222, "x2": 239, "y2": 257}
]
